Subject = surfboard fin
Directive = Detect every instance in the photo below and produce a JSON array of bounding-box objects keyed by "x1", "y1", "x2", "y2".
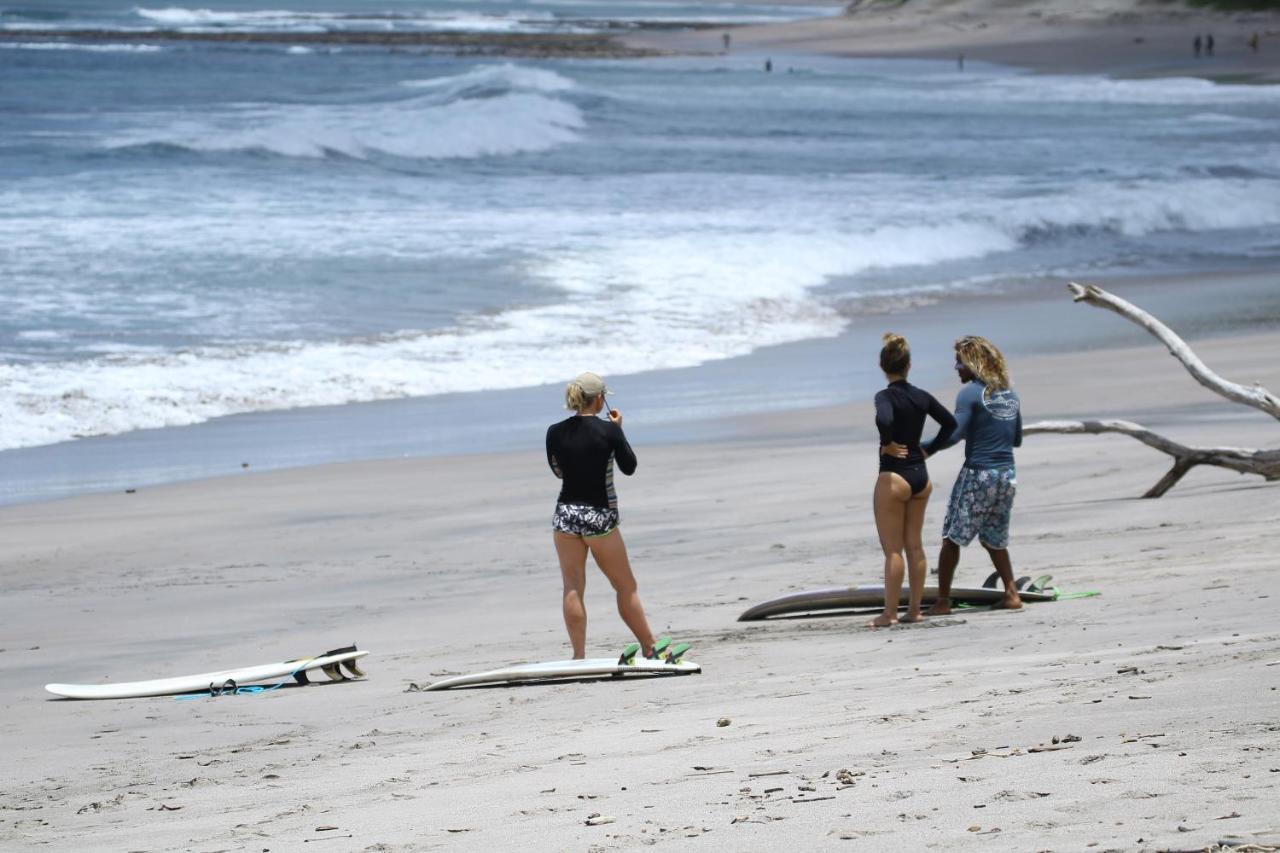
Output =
[
  {"x1": 618, "y1": 643, "x2": 641, "y2": 666},
  {"x1": 665, "y1": 642, "x2": 692, "y2": 664},
  {"x1": 1028, "y1": 574, "x2": 1054, "y2": 594},
  {"x1": 340, "y1": 659, "x2": 366, "y2": 678},
  {"x1": 320, "y1": 664, "x2": 347, "y2": 682}
]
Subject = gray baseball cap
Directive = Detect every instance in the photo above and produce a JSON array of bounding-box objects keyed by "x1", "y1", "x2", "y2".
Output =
[{"x1": 572, "y1": 372, "x2": 611, "y2": 397}]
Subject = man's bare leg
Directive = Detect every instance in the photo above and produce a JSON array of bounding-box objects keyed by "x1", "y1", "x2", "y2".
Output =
[
  {"x1": 983, "y1": 544, "x2": 1022, "y2": 609},
  {"x1": 928, "y1": 539, "x2": 961, "y2": 616}
]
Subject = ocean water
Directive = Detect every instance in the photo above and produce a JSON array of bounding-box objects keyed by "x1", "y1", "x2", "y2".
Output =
[
  {"x1": 2, "y1": 2, "x2": 1280, "y2": 463},
  {"x1": 0, "y1": 0, "x2": 840, "y2": 33}
]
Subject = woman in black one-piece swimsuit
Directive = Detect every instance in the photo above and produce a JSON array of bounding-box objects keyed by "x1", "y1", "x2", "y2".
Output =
[{"x1": 870, "y1": 334, "x2": 957, "y2": 627}]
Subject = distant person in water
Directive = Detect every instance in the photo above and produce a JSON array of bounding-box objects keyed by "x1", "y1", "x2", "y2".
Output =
[
  {"x1": 958, "y1": 52, "x2": 965, "y2": 71},
  {"x1": 723, "y1": 31, "x2": 731, "y2": 53},
  {"x1": 765, "y1": 58, "x2": 773, "y2": 73},
  {"x1": 546, "y1": 372, "x2": 657, "y2": 660},
  {"x1": 1206, "y1": 33, "x2": 1215, "y2": 56},
  {"x1": 1194, "y1": 35, "x2": 1202, "y2": 57},
  {"x1": 871, "y1": 334, "x2": 957, "y2": 628},
  {"x1": 887, "y1": 337, "x2": 1024, "y2": 615}
]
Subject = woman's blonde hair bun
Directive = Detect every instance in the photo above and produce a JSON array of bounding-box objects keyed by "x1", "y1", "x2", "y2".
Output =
[{"x1": 880, "y1": 332, "x2": 911, "y2": 375}]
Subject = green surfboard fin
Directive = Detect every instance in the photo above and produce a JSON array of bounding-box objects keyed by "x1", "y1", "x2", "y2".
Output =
[
  {"x1": 618, "y1": 642, "x2": 641, "y2": 666},
  {"x1": 665, "y1": 642, "x2": 692, "y2": 664}
]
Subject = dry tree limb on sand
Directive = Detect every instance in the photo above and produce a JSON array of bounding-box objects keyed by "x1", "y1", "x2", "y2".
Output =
[
  {"x1": 1024, "y1": 419, "x2": 1280, "y2": 498},
  {"x1": 1064, "y1": 282, "x2": 1280, "y2": 420},
  {"x1": 1024, "y1": 283, "x2": 1280, "y2": 498}
]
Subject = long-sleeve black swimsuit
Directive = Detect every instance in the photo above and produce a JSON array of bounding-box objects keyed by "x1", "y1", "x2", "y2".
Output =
[
  {"x1": 545, "y1": 415, "x2": 637, "y2": 510},
  {"x1": 873, "y1": 380, "x2": 958, "y2": 495}
]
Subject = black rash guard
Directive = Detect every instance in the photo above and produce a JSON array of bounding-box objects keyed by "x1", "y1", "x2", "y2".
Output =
[
  {"x1": 546, "y1": 415, "x2": 637, "y2": 510},
  {"x1": 874, "y1": 380, "x2": 957, "y2": 493}
]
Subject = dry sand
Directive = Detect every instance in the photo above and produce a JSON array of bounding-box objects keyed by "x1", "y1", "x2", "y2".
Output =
[
  {"x1": 625, "y1": 0, "x2": 1280, "y2": 82},
  {"x1": 2, "y1": 322, "x2": 1278, "y2": 851}
]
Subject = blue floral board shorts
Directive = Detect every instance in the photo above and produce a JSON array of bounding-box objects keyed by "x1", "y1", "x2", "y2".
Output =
[
  {"x1": 942, "y1": 466, "x2": 1017, "y2": 549},
  {"x1": 553, "y1": 503, "x2": 619, "y2": 538}
]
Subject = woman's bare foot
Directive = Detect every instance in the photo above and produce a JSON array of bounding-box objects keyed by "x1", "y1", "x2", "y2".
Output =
[
  {"x1": 926, "y1": 601, "x2": 951, "y2": 616},
  {"x1": 900, "y1": 611, "x2": 924, "y2": 623},
  {"x1": 869, "y1": 614, "x2": 897, "y2": 628}
]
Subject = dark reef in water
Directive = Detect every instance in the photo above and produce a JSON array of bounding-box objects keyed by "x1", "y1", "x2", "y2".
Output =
[{"x1": 0, "y1": 28, "x2": 687, "y2": 58}]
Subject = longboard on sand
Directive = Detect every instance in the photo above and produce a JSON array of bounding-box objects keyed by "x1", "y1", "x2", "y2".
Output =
[
  {"x1": 45, "y1": 646, "x2": 369, "y2": 700},
  {"x1": 424, "y1": 642, "x2": 699, "y2": 691},
  {"x1": 738, "y1": 585, "x2": 1056, "y2": 622}
]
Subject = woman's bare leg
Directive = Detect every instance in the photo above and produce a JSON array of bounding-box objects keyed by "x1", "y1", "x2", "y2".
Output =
[
  {"x1": 901, "y1": 481, "x2": 933, "y2": 622},
  {"x1": 554, "y1": 532, "x2": 590, "y2": 659},
  {"x1": 872, "y1": 472, "x2": 912, "y2": 627},
  {"x1": 587, "y1": 529, "x2": 657, "y2": 655}
]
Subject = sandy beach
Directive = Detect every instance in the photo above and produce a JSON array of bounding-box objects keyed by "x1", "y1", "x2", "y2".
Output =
[
  {"x1": 3, "y1": 1, "x2": 1280, "y2": 849},
  {"x1": 625, "y1": 0, "x2": 1280, "y2": 82},
  {"x1": 3, "y1": 316, "x2": 1279, "y2": 850}
]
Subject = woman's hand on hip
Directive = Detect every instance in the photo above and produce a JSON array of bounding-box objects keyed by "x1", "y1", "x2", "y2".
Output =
[{"x1": 880, "y1": 441, "x2": 908, "y2": 459}]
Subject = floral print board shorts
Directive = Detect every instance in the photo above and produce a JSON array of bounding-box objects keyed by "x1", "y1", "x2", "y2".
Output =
[
  {"x1": 942, "y1": 466, "x2": 1017, "y2": 550},
  {"x1": 552, "y1": 503, "x2": 620, "y2": 538}
]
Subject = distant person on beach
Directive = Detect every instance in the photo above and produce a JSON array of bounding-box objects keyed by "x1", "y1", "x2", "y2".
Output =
[
  {"x1": 910, "y1": 336, "x2": 1024, "y2": 614},
  {"x1": 546, "y1": 372, "x2": 657, "y2": 660},
  {"x1": 1194, "y1": 35, "x2": 1202, "y2": 57},
  {"x1": 958, "y1": 53, "x2": 965, "y2": 71},
  {"x1": 871, "y1": 334, "x2": 957, "y2": 628},
  {"x1": 1206, "y1": 33, "x2": 1215, "y2": 56},
  {"x1": 723, "y1": 31, "x2": 731, "y2": 53},
  {"x1": 1249, "y1": 32, "x2": 1259, "y2": 53}
]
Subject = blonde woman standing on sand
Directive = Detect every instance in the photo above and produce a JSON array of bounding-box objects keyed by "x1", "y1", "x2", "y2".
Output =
[
  {"x1": 545, "y1": 372, "x2": 658, "y2": 660},
  {"x1": 871, "y1": 334, "x2": 957, "y2": 628}
]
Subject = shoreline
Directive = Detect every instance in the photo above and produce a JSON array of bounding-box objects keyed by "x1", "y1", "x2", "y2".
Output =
[
  {"x1": 3, "y1": 267, "x2": 1278, "y2": 508},
  {"x1": 623, "y1": 3, "x2": 1280, "y2": 83}
]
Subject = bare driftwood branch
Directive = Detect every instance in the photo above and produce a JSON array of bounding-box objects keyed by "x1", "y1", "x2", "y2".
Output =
[
  {"x1": 1066, "y1": 281, "x2": 1280, "y2": 421},
  {"x1": 1024, "y1": 283, "x2": 1279, "y2": 497},
  {"x1": 1025, "y1": 420, "x2": 1280, "y2": 498}
]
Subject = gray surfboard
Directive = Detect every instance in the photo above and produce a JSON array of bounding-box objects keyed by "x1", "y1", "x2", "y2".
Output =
[{"x1": 738, "y1": 584, "x2": 1055, "y2": 621}]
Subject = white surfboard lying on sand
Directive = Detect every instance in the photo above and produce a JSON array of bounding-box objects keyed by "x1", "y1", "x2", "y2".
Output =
[
  {"x1": 424, "y1": 655, "x2": 700, "y2": 691},
  {"x1": 739, "y1": 585, "x2": 1056, "y2": 621},
  {"x1": 45, "y1": 648, "x2": 369, "y2": 700}
]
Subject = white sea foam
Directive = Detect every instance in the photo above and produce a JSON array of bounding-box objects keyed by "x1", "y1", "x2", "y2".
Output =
[
  {"x1": 103, "y1": 86, "x2": 584, "y2": 160},
  {"x1": 132, "y1": 6, "x2": 561, "y2": 33},
  {"x1": 947, "y1": 73, "x2": 1280, "y2": 106},
  {"x1": 402, "y1": 63, "x2": 576, "y2": 95},
  {"x1": 4, "y1": 175, "x2": 1278, "y2": 451},
  {"x1": 0, "y1": 41, "x2": 163, "y2": 52}
]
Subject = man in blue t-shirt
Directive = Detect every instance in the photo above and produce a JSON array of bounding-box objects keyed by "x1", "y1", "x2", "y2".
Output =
[{"x1": 889, "y1": 337, "x2": 1023, "y2": 613}]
